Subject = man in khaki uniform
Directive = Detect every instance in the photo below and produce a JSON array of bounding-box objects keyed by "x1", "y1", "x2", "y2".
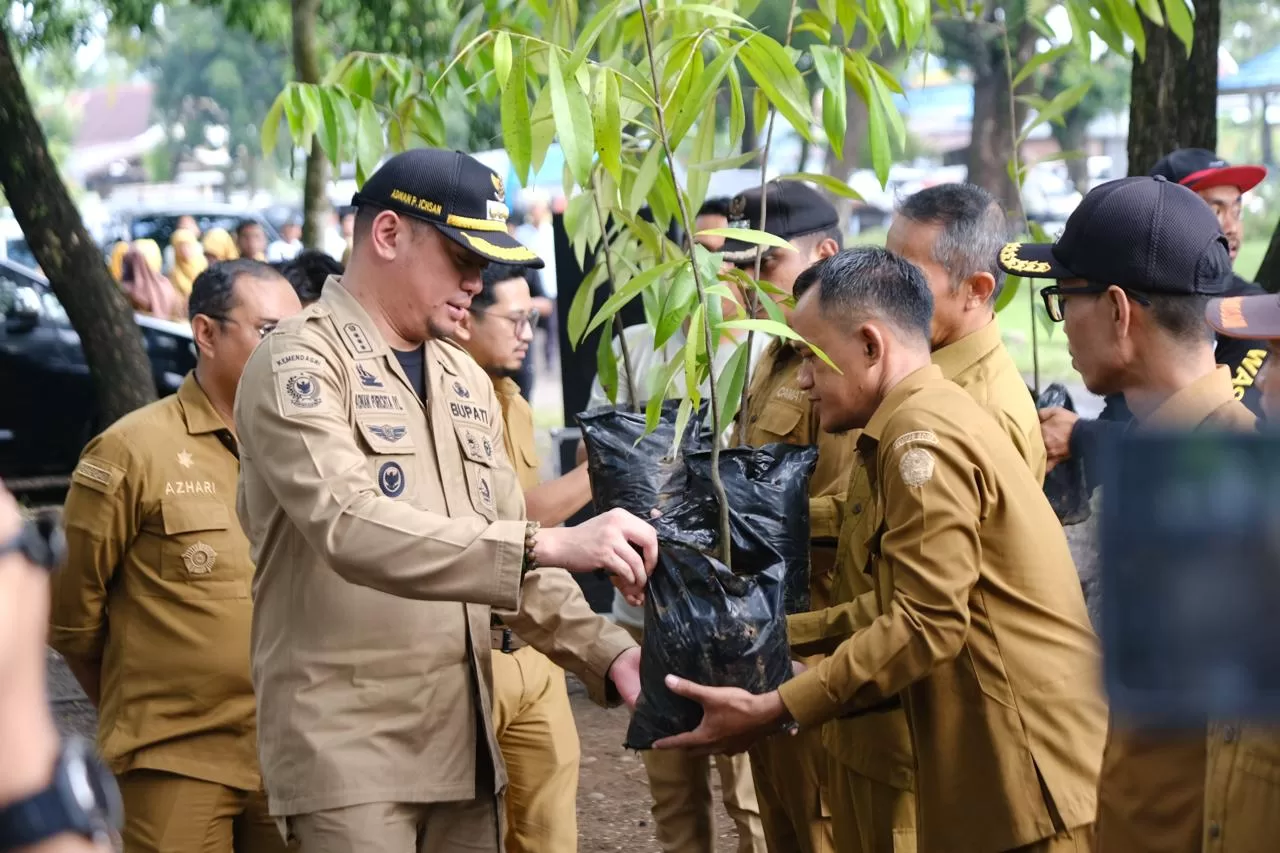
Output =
[
  {"x1": 788, "y1": 183, "x2": 1045, "y2": 852},
  {"x1": 1001, "y1": 175, "x2": 1255, "y2": 853},
  {"x1": 50, "y1": 260, "x2": 304, "y2": 852},
  {"x1": 719, "y1": 181, "x2": 852, "y2": 853},
  {"x1": 657, "y1": 247, "x2": 1107, "y2": 853},
  {"x1": 234, "y1": 149, "x2": 658, "y2": 853},
  {"x1": 453, "y1": 262, "x2": 593, "y2": 853}
]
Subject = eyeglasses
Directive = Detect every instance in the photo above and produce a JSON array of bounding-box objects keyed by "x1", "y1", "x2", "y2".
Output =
[
  {"x1": 1040, "y1": 283, "x2": 1152, "y2": 322},
  {"x1": 206, "y1": 315, "x2": 278, "y2": 339},
  {"x1": 471, "y1": 308, "x2": 541, "y2": 335}
]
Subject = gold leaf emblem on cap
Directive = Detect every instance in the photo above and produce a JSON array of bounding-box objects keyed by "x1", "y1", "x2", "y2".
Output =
[
  {"x1": 729, "y1": 195, "x2": 747, "y2": 219},
  {"x1": 182, "y1": 541, "x2": 217, "y2": 575},
  {"x1": 999, "y1": 242, "x2": 1052, "y2": 275},
  {"x1": 491, "y1": 173, "x2": 504, "y2": 199}
]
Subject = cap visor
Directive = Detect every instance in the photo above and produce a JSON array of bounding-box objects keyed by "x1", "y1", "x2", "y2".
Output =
[
  {"x1": 437, "y1": 224, "x2": 545, "y2": 268},
  {"x1": 996, "y1": 242, "x2": 1074, "y2": 279},
  {"x1": 1206, "y1": 293, "x2": 1280, "y2": 339},
  {"x1": 721, "y1": 237, "x2": 765, "y2": 263},
  {"x1": 1184, "y1": 165, "x2": 1267, "y2": 194}
]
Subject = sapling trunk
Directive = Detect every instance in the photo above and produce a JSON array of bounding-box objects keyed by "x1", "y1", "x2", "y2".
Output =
[{"x1": 590, "y1": 173, "x2": 641, "y2": 411}]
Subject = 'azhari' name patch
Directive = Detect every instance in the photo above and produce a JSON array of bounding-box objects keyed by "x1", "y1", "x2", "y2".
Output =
[{"x1": 448, "y1": 400, "x2": 491, "y2": 427}]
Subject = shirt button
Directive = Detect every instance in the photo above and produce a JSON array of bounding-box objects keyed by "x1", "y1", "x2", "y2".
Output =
[
  {"x1": 1223, "y1": 725, "x2": 1239, "y2": 743},
  {"x1": 852, "y1": 503, "x2": 863, "y2": 514},
  {"x1": 1208, "y1": 822, "x2": 1222, "y2": 840}
]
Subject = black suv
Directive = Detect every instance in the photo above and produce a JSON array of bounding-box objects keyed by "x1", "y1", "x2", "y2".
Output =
[{"x1": 0, "y1": 258, "x2": 196, "y2": 496}]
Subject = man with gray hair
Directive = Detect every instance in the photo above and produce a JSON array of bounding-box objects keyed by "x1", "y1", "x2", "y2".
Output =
[
  {"x1": 785, "y1": 186, "x2": 1047, "y2": 852},
  {"x1": 658, "y1": 247, "x2": 1105, "y2": 853}
]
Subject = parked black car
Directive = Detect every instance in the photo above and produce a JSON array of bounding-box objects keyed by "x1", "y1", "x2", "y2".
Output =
[{"x1": 0, "y1": 258, "x2": 196, "y2": 495}]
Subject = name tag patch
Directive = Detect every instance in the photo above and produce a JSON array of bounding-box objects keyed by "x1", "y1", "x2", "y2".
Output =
[
  {"x1": 379, "y1": 461, "x2": 406, "y2": 498},
  {"x1": 355, "y1": 392, "x2": 406, "y2": 412},
  {"x1": 448, "y1": 401, "x2": 491, "y2": 427},
  {"x1": 165, "y1": 481, "x2": 218, "y2": 496}
]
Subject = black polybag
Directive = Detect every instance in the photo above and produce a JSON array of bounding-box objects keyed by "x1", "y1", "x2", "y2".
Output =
[
  {"x1": 623, "y1": 443, "x2": 818, "y2": 750},
  {"x1": 1037, "y1": 382, "x2": 1091, "y2": 526}
]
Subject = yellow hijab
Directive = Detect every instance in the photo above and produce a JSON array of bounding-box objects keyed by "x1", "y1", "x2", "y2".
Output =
[
  {"x1": 108, "y1": 241, "x2": 130, "y2": 281},
  {"x1": 169, "y1": 228, "x2": 208, "y2": 296},
  {"x1": 201, "y1": 228, "x2": 239, "y2": 262}
]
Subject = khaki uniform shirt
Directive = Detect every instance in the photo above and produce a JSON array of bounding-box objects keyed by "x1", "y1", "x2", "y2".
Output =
[
  {"x1": 494, "y1": 377, "x2": 539, "y2": 490},
  {"x1": 734, "y1": 338, "x2": 857, "y2": 611},
  {"x1": 1095, "y1": 366, "x2": 1261, "y2": 853},
  {"x1": 790, "y1": 321, "x2": 1046, "y2": 788},
  {"x1": 778, "y1": 365, "x2": 1105, "y2": 852},
  {"x1": 235, "y1": 279, "x2": 634, "y2": 816},
  {"x1": 50, "y1": 374, "x2": 261, "y2": 791}
]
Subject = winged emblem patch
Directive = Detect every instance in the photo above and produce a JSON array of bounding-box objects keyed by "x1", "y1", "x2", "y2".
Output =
[{"x1": 368, "y1": 424, "x2": 408, "y2": 443}]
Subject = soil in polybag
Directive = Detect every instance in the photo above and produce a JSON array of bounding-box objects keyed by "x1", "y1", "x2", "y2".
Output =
[
  {"x1": 1038, "y1": 382, "x2": 1091, "y2": 526},
  {"x1": 577, "y1": 401, "x2": 709, "y2": 517},
  {"x1": 624, "y1": 443, "x2": 818, "y2": 750}
]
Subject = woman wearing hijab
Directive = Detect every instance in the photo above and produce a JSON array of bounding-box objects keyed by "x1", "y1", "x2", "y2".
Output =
[
  {"x1": 201, "y1": 228, "x2": 239, "y2": 264},
  {"x1": 120, "y1": 239, "x2": 184, "y2": 321},
  {"x1": 169, "y1": 228, "x2": 208, "y2": 297},
  {"x1": 108, "y1": 241, "x2": 130, "y2": 281}
]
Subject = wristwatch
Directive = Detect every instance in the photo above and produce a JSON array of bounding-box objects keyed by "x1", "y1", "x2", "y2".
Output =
[
  {"x1": 0, "y1": 515, "x2": 66, "y2": 573},
  {"x1": 0, "y1": 737, "x2": 123, "y2": 851}
]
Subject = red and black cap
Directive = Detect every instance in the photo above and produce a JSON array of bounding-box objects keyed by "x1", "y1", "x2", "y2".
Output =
[
  {"x1": 1207, "y1": 292, "x2": 1280, "y2": 340},
  {"x1": 1149, "y1": 148, "x2": 1267, "y2": 194},
  {"x1": 996, "y1": 175, "x2": 1232, "y2": 296},
  {"x1": 720, "y1": 181, "x2": 839, "y2": 263},
  {"x1": 352, "y1": 148, "x2": 544, "y2": 268}
]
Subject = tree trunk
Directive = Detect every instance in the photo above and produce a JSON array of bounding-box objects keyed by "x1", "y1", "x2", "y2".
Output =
[
  {"x1": 0, "y1": 23, "x2": 156, "y2": 427},
  {"x1": 1126, "y1": 0, "x2": 1218, "y2": 176},
  {"x1": 1053, "y1": 115, "x2": 1090, "y2": 192},
  {"x1": 292, "y1": 0, "x2": 328, "y2": 248},
  {"x1": 966, "y1": 26, "x2": 1035, "y2": 214}
]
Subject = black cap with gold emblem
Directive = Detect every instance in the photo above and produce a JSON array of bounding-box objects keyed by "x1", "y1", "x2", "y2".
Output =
[
  {"x1": 352, "y1": 148, "x2": 544, "y2": 268},
  {"x1": 996, "y1": 175, "x2": 1231, "y2": 296}
]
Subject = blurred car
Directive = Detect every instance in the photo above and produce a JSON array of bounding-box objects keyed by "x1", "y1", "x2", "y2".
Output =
[
  {"x1": 104, "y1": 202, "x2": 281, "y2": 251},
  {"x1": 0, "y1": 257, "x2": 196, "y2": 495}
]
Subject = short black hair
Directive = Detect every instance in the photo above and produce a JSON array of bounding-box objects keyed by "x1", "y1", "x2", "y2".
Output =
[
  {"x1": 475, "y1": 263, "x2": 530, "y2": 311},
  {"x1": 1145, "y1": 294, "x2": 1214, "y2": 343},
  {"x1": 795, "y1": 225, "x2": 843, "y2": 251},
  {"x1": 897, "y1": 183, "x2": 1008, "y2": 301},
  {"x1": 698, "y1": 197, "x2": 732, "y2": 219},
  {"x1": 353, "y1": 204, "x2": 432, "y2": 246},
  {"x1": 793, "y1": 247, "x2": 932, "y2": 344},
  {"x1": 279, "y1": 249, "x2": 343, "y2": 305},
  {"x1": 235, "y1": 219, "x2": 264, "y2": 237},
  {"x1": 189, "y1": 258, "x2": 282, "y2": 323}
]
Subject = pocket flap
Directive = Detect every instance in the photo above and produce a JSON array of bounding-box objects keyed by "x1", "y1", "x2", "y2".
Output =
[
  {"x1": 455, "y1": 425, "x2": 497, "y2": 466},
  {"x1": 162, "y1": 499, "x2": 230, "y2": 535},
  {"x1": 756, "y1": 404, "x2": 804, "y2": 438},
  {"x1": 357, "y1": 418, "x2": 416, "y2": 454}
]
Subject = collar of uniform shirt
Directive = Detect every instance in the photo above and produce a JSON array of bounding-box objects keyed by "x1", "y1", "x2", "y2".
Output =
[
  {"x1": 931, "y1": 319, "x2": 1003, "y2": 380},
  {"x1": 178, "y1": 373, "x2": 238, "y2": 456},
  {"x1": 860, "y1": 364, "x2": 944, "y2": 444},
  {"x1": 1137, "y1": 365, "x2": 1238, "y2": 431}
]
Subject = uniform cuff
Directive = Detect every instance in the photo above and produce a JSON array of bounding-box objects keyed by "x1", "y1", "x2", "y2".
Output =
[
  {"x1": 491, "y1": 520, "x2": 528, "y2": 611},
  {"x1": 581, "y1": 625, "x2": 638, "y2": 707},
  {"x1": 778, "y1": 666, "x2": 843, "y2": 728},
  {"x1": 808, "y1": 496, "x2": 840, "y2": 540}
]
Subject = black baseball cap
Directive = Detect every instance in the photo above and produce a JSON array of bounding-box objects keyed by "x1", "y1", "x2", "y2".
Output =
[
  {"x1": 996, "y1": 175, "x2": 1232, "y2": 296},
  {"x1": 1150, "y1": 148, "x2": 1267, "y2": 194},
  {"x1": 351, "y1": 148, "x2": 543, "y2": 268},
  {"x1": 720, "y1": 181, "x2": 839, "y2": 263}
]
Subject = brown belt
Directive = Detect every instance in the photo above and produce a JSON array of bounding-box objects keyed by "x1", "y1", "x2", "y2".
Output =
[{"x1": 490, "y1": 626, "x2": 528, "y2": 653}]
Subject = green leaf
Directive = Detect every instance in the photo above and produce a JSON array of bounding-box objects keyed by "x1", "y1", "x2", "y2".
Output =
[
  {"x1": 1024, "y1": 81, "x2": 1092, "y2": 135},
  {"x1": 530, "y1": 84, "x2": 556, "y2": 175},
  {"x1": 1135, "y1": 0, "x2": 1164, "y2": 25},
  {"x1": 1104, "y1": 0, "x2": 1147, "y2": 58},
  {"x1": 593, "y1": 72, "x2": 622, "y2": 183},
  {"x1": 261, "y1": 95, "x2": 285, "y2": 157},
  {"x1": 811, "y1": 46, "x2": 847, "y2": 160},
  {"x1": 494, "y1": 31, "x2": 513, "y2": 92},
  {"x1": 994, "y1": 274, "x2": 1021, "y2": 313},
  {"x1": 567, "y1": 0, "x2": 624, "y2": 76},
  {"x1": 344, "y1": 57, "x2": 375, "y2": 102},
  {"x1": 696, "y1": 228, "x2": 799, "y2": 252},
  {"x1": 752, "y1": 85, "x2": 770, "y2": 139},
  {"x1": 547, "y1": 51, "x2": 595, "y2": 186},
  {"x1": 721, "y1": 319, "x2": 836, "y2": 370},
  {"x1": 318, "y1": 89, "x2": 342, "y2": 167},
  {"x1": 778, "y1": 173, "x2": 863, "y2": 201},
  {"x1": 584, "y1": 260, "x2": 682, "y2": 339},
  {"x1": 668, "y1": 40, "x2": 746, "y2": 149},
  {"x1": 739, "y1": 34, "x2": 814, "y2": 143},
  {"x1": 1162, "y1": 0, "x2": 1193, "y2": 56},
  {"x1": 684, "y1": 303, "x2": 705, "y2": 403},
  {"x1": 837, "y1": 0, "x2": 856, "y2": 40},
  {"x1": 596, "y1": 321, "x2": 619, "y2": 402},
  {"x1": 286, "y1": 85, "x2": 306, "y2": 148},
  {"x1": 817, "y1": 0, "x2": 838, "y2": 24},
  {"x1": 670, "y1": 397, "x2": 695, "y2": 456},
  {"x1": 757, "y1": 283, "x2": 788, "y2": 325},
  {"x1": 645, "y1": 355, "x2": 686, "y2": 433},
  {"x1": 630, "y1": 145, "x2": 664, "y2": 213},
  {"x1": 568, "y1": 262, "x2": 602, "y2": 347},
  {"x1": 686, "y1": 102, "x2": 717, "y2": 213},
  {"x1": 1012, "y1": 44, "x2": 1071, "y2": 88},
  {"x1": 656, "y1": 263, "x2": 696, "y2": 347},
  {"x1": 502, "y1": 41, "x2": 533, "y2": 184},
  {"x1": 356, "y1": 99, "x2": 384, "y2": 185},
  {"x1": 715, "y1": 342, "x2": 749, "y2": 428},
  {"x1": 660, "y1": 3, "x2": 753, "y2": 25},
  {"x1": 728, "y1": 64, "x2": 746, "y2": 145}
]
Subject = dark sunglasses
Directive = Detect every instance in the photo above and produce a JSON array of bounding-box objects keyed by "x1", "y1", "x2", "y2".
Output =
[{"x1": 1040, "y1": 283, "x2": 1152, "y2": 322}]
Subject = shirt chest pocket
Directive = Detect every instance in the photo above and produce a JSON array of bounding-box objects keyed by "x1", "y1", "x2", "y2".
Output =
[
  {"x1": 754, "y1": 403, "x2": 806, "y2": 443},
  {"x1": 454, "y1": 424, "x2": 505, "y2": 522},
  {"x1": 356, "y1": 419, "x2": 417, "y2": 501},
  {"x1": 159, "y1": 498, "x2": 245, "y2": 599}
]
